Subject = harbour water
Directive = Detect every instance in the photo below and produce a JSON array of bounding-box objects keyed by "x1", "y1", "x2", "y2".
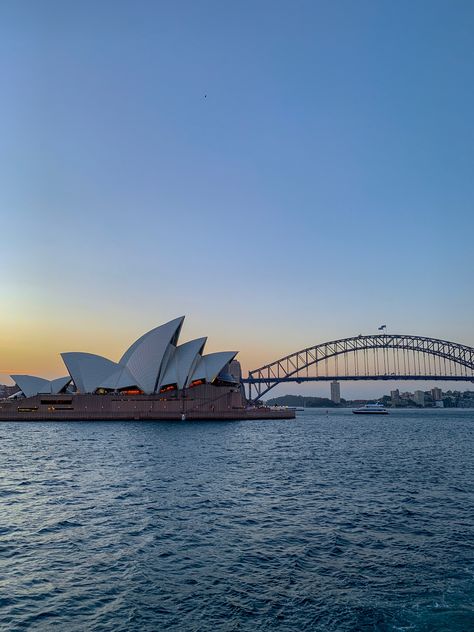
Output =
[{"x1": 1, "y1": 409, "x2": 473, "y2": 631}]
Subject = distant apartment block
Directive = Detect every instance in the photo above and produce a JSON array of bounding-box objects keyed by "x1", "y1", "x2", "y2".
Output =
[
  {"x1": 413, "y1": 390, "x2": 425, "y2": 406},
  {"x1": 330, "y1": 380, "x2": 341, "y2": 404}
]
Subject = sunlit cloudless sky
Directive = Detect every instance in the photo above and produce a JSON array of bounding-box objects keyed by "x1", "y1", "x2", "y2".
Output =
[{"x1": 1, "y1": 0, "x2": 473, "y2": 396}]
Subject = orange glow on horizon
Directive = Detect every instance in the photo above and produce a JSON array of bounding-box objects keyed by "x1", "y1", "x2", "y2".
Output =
[{"x1": 0, "y1": 307, "x2": 309, "y2": 385}]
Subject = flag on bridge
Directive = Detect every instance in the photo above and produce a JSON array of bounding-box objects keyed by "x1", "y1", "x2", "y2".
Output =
[{"x1": 378, "y1": 325, "x2": 387, "y2": 330}]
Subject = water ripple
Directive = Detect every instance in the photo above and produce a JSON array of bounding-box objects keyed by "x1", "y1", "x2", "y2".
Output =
[{"x1": 0, "y1": 410, "x2": 473, "y2": 631}]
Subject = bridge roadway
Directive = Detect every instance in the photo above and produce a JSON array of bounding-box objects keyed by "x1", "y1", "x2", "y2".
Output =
[{"x1": 243, "y1": 374, "x2": 474, "y2": 384}]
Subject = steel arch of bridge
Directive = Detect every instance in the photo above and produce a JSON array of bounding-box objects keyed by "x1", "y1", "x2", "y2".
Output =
[{"x1": 243, "y1": 334, "x2": 474, "y2": 401}]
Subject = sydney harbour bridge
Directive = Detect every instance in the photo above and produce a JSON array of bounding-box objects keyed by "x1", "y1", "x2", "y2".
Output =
[{"x1": 242, "y1": 334, "x2": 474, "y2": 401}]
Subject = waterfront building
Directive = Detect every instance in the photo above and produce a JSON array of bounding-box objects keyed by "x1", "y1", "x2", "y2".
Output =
[
  {"x1": 390, "y1": 389, "x2": 400, "y2": 405},
  {"x1": 2, "y1": 317, "x2": 294, "y2": 421},
  {"x1": 10, "y1": 317, "x2": 238, "y2": 397},
  {"x1": 431, "y1": 387, "x2": 442, "y2": 401},
  {"x1": 330, "y1": 381, "x2": 341, "y2": 404},
  {"x1": 413, "y1": 390, "x2": 425, "y2": 406}
]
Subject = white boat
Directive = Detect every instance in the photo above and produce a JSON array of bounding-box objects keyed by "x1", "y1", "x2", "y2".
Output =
[{"x1": 352, "y1": 402, "x2": 389, "y2": 415}]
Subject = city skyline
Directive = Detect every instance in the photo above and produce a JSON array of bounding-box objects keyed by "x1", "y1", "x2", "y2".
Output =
[{"x1": 1, "y1": 1, "x2": 473, "y2": 395}]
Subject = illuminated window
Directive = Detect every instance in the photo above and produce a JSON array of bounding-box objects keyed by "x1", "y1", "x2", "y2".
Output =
[
  {"x1": 189, "y1": 379, "x2": 205, "y2": 388},
  {"x1": 159, "y1": 384, "x2": 177, "y2": 393}
]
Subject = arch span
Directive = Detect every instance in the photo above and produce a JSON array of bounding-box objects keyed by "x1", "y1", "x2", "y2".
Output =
[{"x1": 243, "y1": 334, "x2": 474, "y2": 400}]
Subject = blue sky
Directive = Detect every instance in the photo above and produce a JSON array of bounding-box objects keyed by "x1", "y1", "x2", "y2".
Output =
[{"x1": 0, "y1": 0, "x2": 473, "y2": 397}]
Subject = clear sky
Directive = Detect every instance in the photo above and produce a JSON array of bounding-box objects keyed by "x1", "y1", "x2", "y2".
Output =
[{"x1": 1, "y1": 1, "x2": 473, "y2": 397}]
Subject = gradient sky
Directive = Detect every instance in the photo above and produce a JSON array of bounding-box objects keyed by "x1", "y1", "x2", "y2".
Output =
[{"x1": 1, "y1": 0, "x2": 473, "y2": 398}]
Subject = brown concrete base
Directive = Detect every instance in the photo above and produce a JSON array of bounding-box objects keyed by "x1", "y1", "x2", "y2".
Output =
[{"x1": 0, "y1": 385, "x2": 295, "y2": 421}]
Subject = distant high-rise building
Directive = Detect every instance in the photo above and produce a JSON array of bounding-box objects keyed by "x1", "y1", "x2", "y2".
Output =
[
  {"x1": 330, "y1": 381, "x2": 341, "y2": 404},
  {"x1": 431, "y1": 387, "x2": 442, "y2": 401},
  {"x1": 414, "y1": 390, "x2": 425, "y2": 406},
  {"x1": 390, "y1": 389, "x2": 400, "y2": 404}
]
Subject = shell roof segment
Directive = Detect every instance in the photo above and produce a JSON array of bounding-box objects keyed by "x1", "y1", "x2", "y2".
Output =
[
  {"x1": 50, "y1": 376, "x2": 72, "y2": 393},
  {"x1": 61, "y1": 353, "x2": 120, "y2": 394},
  {"x1": 98, "y1": 366, "x2": 139, "y2": 391},
  {"x1": 159, "y1": 337, "x2": 207, "y2": 389},
  {"x1": 11, "y1": 375, "x2": 71, "y2": 398},
  {"x1": 188, "y1": 351, "x2": 238, "y2": 386},
  {"x1": 120, "y1": 317, "x2": 184, "y2": 394},
  {"x1": 13, "y1": 317, "x2": 239, "y2": 395},
  {"x1": 11, "y1": 375, "x2": 51, "y2": 397}
]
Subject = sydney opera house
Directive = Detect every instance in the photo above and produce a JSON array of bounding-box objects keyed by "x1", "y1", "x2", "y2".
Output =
[{"x1": 0, "y1": 317, "x2": 293, "y2": 421}]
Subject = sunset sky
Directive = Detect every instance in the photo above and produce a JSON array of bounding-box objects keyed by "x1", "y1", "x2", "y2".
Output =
[{"x1": 1, "y1": 1, "x2": 473, "y2": 398}]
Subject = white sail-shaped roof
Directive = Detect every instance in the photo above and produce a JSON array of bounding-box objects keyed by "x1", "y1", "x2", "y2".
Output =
[
  {"x1": 8, "y1": 390, "x2": 23, "y2": 399},
  {"x1": 120, "y1": 316, "x2": 184, "y2": 394},
  {"x1": 14, "y1": 316, "x2": 240, "y2": 398},
  {"x1": 10, "y1": 375, "x2": 71, "y2": 397},
  {"x1": 50, "y1": 376, "x2": 72, "y2": 394},
  {"x1": 98, "y1": 366, "x2": 138, "y2": 391},
  {"x1": 11, "y1": 375, "x2": 52, "y2": 398},
  {"x1": 159, "y1": 337, "x2": 207, "y2": 389},
  {"x1": 61, "y1": 352, "x2": 119, "y2": 393},
  {"x1": 188, "y1": 351, "x2": 237, "y2": 386}
]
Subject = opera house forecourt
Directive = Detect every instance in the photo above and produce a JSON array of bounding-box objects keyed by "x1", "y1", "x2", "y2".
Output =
[{"x1": 0, "y1": 317, "x2": 294, "y2": 421}]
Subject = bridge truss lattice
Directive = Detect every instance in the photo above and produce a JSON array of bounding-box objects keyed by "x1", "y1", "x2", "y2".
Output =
[{"x1": 243, "y1": 334, "x2": 474, "y2": 401}]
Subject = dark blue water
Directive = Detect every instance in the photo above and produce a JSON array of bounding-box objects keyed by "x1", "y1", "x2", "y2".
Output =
[{"x1": 1, "y1": 409, "x2": 473, "y2": 631}]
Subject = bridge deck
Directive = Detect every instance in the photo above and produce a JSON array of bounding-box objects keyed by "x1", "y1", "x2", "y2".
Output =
[{"x1": 243, "y1": 375, "x2": 474, "y2": 383}]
